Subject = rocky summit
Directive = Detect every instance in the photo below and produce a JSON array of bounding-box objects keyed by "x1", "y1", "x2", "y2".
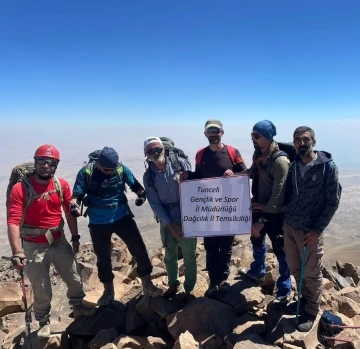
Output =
[{"x1": 1, "y1": 237, "x2": 360, "y2": 349}]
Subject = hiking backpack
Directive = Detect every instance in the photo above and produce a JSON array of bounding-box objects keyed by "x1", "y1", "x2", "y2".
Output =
[
  {"x1": 144, "y1": 138, "x2": 189, "y2": 223},
  {"x1": 79, "y1": 150, "x2": 126, "y2": 217},
  {"x1": 159, "y1": 137, "x2": 188, "y2": 173},
  {"x1": 252, "y1": 142, "x2": 297, "y2": 202},
  {"x1": 144, "y1": 137, "x2": 189, "y2": 189},
  {"x1": 82, "y1": 150, "x2": 124, "y2": 191},
  {"x1": 265, "y1": 142, "x2": 297, "y2": 175},
  {"x1": 6, "y1": 162, "x2": 64, "y2": 224}
]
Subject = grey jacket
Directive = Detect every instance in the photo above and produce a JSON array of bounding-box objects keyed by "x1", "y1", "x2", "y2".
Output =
[{"x1": 284, "y1": 151, "x2": 341, "y2": 234}]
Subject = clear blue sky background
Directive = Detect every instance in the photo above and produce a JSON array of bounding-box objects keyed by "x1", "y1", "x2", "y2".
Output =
[{"x1": 1, "y1": 0, "x2": 360, "y2": 126}]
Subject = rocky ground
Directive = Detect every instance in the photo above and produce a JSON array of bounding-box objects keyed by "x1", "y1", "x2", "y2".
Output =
[{"x1": 1, "y1": 237, "x2": 360, "y2": 349}]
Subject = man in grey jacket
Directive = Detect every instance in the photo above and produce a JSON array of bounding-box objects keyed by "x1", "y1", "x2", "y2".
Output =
[
  {"x1": 143, "y1": 137, "x2": 197, "y2": 302},
  {"x1": 284, "y1": 126, "x2": 341, "y2": 332}
]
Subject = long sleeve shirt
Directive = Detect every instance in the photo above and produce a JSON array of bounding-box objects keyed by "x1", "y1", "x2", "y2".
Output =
[{"x1": 143, "y1": 157, "x2": 191, "y2": 226}]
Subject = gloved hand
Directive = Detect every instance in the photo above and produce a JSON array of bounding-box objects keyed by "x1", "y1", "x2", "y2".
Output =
[
  {"x1": 135, "y1": 195, "x2": 146, "y2": 206},
  {"x1": 11, "y1": 252, "x2": 27, "y2": 270},
  {"x1": 70, "y1": 203, "x2": 81, "y2": 217}
]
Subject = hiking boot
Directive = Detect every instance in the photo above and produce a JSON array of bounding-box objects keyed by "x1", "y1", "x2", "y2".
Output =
[
  {"x1": 185, "y1": 291, "x2": 196, "y2": 303},
  {"x1": 287, "y1": 297, "x2": 307, "y2": 315},
  {"x1": 272, "y1": 291, "x2": 293, "y2": 310},
  {"x1": 97, "y1": 282, "x2": 115, "y2": 306},
  {"x1": 38, "y1": 321, "x2": 51, "y2": 338},
  {"x1": 163, "y1": 285, "x2": 180, "y2": 299},
  {"x1": 218, "y1": 281, "x2": 231, "y2": 294},
  {"x1": 205, "y1": 286, "x2": 218, "y2": 298},
  {"x1": 73, "y1": 303, "x2": 97, "y2": 318},
  {"x1": 297, "y1": 312, "x2": 316, "y2": 332},
  {"x1": 140, "y1": 275, "x2": 163, "y2": 297}
]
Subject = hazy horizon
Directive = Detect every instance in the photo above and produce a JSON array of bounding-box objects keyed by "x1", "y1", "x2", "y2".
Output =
[{"x1": 0, "y1": 122, "x2": 359, "y2": 264}]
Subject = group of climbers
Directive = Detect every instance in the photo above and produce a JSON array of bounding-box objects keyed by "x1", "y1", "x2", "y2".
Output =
[{"x1": 6, "y1": 119, "x2": 340, "y2": 337}]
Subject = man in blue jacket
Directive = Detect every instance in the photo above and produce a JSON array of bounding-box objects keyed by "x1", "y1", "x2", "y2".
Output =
[
  {"x1": 71, "y1": 146, "x2": 162, "y2": 305},
  {"x1": 284, "y1": 126, "x2": 341, "y2": 332}
]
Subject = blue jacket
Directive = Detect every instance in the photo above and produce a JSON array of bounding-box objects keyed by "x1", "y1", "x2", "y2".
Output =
[{"x1": 73, "y1": 164, "x2": 142, "y2": 224}]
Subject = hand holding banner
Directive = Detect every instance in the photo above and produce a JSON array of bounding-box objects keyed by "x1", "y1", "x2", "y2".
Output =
[{"x1": 180, "y1": 175, "x2": 251, "y2": 238}]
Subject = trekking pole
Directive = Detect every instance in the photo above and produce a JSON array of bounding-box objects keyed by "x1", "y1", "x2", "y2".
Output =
[
  {"x1": 322, "y1": 336, "x2": 353, "y2": 344},
  {"x1": 20, "y1": 270, "x2": 33, "y2": 349},
  {"x1": 296, "y1": 244, "x2": 307, "y2": 324}
]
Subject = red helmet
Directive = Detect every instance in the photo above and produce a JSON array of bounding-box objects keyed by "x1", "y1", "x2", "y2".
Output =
[{"x1": 34, "y1": 144, "x2": 60, "y2": 161}]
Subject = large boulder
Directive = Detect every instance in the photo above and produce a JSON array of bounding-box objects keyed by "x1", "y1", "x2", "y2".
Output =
[
  {"x1": 66, "y1": 303, "x2": 126, "y2": 336},
  {"x1": 167, "y1": 298, "x2": 235, "y2": 340},
  {"x1": 0, "y1": 282, "x2": 24, "y2": 317},
  {"x1": 216, "y1": 279, "x2": 265, "y2": 314}
]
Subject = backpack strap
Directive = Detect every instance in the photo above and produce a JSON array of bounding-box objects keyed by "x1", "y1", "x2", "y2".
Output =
[
  {"x1": 226, "y1": 145, "x2": 237, "y2": 164},
  {"x1": 265, "y1": 150, "x2": 288, "y2": 176},
  {"x1": 19, "y1": 176, "x2": 64, "y2": 229},
  {"x1": 168, "y1": 148, "x2": 182, "y2": 173},
  {"x1": 52, "y1": 176, "x2": 63, "y2": 202},
  {"x1": 196, "y1": 145, "x2": 238, "y2": 167},
  {"x1": 195, "y1": 147, "x2": 207, "y2": 167}
]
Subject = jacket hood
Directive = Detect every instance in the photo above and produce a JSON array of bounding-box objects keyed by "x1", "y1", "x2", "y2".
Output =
[
  {"x1": 314, "y1": 150, "x2": 333, "y2": 165},
  {"x1": 295, "y1": 150, "x2": 333, "y2": 166}
]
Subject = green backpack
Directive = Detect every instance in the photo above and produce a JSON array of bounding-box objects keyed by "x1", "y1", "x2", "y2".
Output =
[{"x1": 79, "y1": 150, "x2": 125, "y2": 217}]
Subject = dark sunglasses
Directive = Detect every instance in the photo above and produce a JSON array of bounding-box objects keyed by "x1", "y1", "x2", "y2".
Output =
[
  {"x1": 251, "y1": 132, "x2": 262, "y2": 140},
  {"x1": 205, "y1": 128, "x2": 222, "y2": 135},
  {"x1": 36, "y1": 158, "x2": 57, "y2": 167},
  {"x1": 99, "y1": 165, "x2": 116, "y2": 173},
  {"x1": 146, "y1": 147, "x2": 163, "y2": 155}
]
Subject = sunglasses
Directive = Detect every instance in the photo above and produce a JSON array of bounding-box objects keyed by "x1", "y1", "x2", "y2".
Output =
[
  {"x1": 251, "y1": 132, "x2": 262, "y2": 140},
  {"x1": 146, "y1": 147, "x2": 163, "y2": 155},
  {"x1": 99, "y1": 165, "x2": 116, "y2": 173},
  {"x1": 36, "y1": 158, "x2": 57, "y2": 167},
  {"x1": 205, "y1": 128, "x2": 222, "y2": 135}
]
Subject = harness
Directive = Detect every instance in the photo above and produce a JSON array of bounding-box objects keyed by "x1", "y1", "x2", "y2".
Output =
[{"x1": 19, "y1": 176, "x2": 64, "y2": 245}]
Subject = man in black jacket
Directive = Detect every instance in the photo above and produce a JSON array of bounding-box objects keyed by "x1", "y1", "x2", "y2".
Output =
[{"x1": 284, "y1": 126, "x2": 341, "y2": 332}]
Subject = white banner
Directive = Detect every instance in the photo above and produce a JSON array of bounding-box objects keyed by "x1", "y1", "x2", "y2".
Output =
[{"x1": 180, "y1": 175, "x2": 251, "y2": 238}]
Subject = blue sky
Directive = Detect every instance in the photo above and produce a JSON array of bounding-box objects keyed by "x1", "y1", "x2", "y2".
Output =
[{"x1": 1, "y1": 0, "x2": 360, "y2": 126}]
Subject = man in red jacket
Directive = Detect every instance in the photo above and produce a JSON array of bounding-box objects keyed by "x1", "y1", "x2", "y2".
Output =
[{"x1": 7, "y1": 145, "x2": 96, "y2": 338}]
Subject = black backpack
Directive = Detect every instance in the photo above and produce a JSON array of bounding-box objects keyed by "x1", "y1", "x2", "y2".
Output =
[
  {"x1": 252, "y1": 142, "x2": 296, "y2": 202},
  {"x1": 265, "y1": 142, "x2": 297, "y2": 175},
  {"x1": 144, "y1": 137, "x2": 189, "y2": 189},
  {"x1": 159, "y1": 137, "x2": 188, "y2": 173}
]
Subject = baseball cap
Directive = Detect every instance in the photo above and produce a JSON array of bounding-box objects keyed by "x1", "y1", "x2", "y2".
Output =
[
  {"x1": 143, "y1": 137, "x2": 163, "y2": 149},
  {"x1": 204, "y1": 119, "x2": 223, "y2": 130}
]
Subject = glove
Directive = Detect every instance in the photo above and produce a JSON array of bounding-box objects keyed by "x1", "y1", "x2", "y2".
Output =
[
  {"x1": 11, "y1": 252, "x2": 27, "y2": 270},
  {"x1": 70, "y1": 203, "x2": 81, "y2": 217},
  {"x1": 135, "y1": 196, "x2": 146, "y2": 206}
]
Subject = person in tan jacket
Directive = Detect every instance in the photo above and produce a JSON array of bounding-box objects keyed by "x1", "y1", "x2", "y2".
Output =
[{"x1": 239, "y1": 120, "x2": 292, "y2": 307}]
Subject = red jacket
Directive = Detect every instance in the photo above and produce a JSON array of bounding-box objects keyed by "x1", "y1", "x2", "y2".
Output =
[{"x1": 7, "y1": 177, "x2": 71, "y2": 244}]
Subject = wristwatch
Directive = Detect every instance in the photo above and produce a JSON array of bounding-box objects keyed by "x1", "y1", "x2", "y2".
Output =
[{"x1": 258, "y1": 217, "x2": 267, "y2": 224}]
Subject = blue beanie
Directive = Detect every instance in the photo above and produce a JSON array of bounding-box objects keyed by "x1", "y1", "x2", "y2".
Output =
[
  {"x1": 253, "y1": 120, "x2": 277, "y2": 141},
  {"x1": 98, "y1": 146, "x2": 119, "y2": 168}
]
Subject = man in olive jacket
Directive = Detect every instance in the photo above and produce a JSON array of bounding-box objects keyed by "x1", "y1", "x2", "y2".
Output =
[{"x1": 241, "y1": 120, "x2": 292, "y2": 307}]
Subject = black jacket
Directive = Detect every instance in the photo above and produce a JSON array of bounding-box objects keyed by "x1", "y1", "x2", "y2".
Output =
[{"x1": 284, "y1": 151, "x2": 341, "y2": 234}]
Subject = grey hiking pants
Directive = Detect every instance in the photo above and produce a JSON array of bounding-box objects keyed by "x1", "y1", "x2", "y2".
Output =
[
  {"x1": 284, "y1": 222, "x2": 324, "y2": 316},
  {"x1": 23, "y1": 234, "x2": 85, "y2": 323}
]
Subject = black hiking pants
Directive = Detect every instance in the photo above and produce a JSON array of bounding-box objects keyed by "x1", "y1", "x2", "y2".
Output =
[
  {"x1": 204, "y1": 235, "x2": 235, "y2": 287},
  {"x1": 89, "y1": 214, "x2": 152, "y2": 283}
]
